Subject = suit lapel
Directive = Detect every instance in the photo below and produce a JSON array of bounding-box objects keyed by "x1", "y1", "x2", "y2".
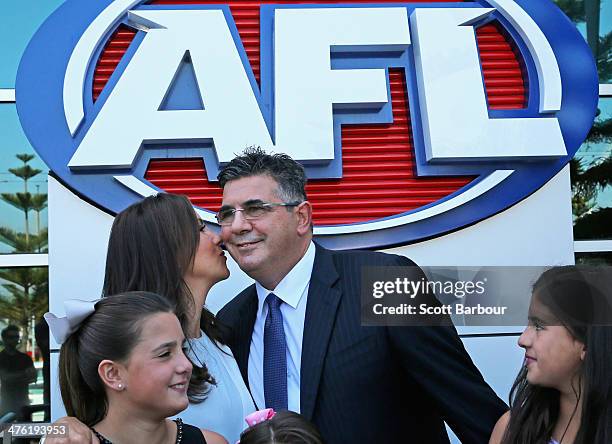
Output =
[
  {"x1": 300, "y1": 245, "x2": 341, "y2": 421},
  {"x1": 233, "y1": 286, "x2": 258, "y2": 391}
]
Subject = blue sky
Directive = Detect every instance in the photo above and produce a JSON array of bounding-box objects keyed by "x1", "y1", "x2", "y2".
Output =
[
  {"x1": 0, "y1": 1, "x2": 65, "y2": 252},
  {"x1": 0, "y1": 1, "x2": 66, "y2": 88}
]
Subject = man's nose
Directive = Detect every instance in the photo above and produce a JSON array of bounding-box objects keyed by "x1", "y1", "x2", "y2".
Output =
[{"x1": 229, "y1": 209, "x2": 253, "y2": 233}]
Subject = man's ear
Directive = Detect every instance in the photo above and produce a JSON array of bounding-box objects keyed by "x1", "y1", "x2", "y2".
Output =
[
  {"x1": 296, "y1": 201, "x2": 313, "y2": 236},
  {"x1": 98, "y1": 359, "x2": 127, "y2": 392}
]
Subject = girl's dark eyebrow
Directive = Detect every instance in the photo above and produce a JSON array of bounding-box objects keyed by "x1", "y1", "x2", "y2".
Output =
[
  {"x1": 527, "y1": 315, "x2": 546, "y2": 324},
  {"x1": 152, "y1": 340, "x2": 178, "y2": 353}
]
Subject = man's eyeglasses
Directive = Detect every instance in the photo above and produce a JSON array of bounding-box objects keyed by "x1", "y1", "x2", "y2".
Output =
[{"x1": 216, "y1": 201, "x2": 302, "y2": 226}]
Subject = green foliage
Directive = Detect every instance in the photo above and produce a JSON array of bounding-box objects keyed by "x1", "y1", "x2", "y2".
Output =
[
  {"x1": 598, "y1": 32, "x2": 612, "y2": 83},
  {"x1": 0, "y1": 268, "x2": 48, "y2": 326},
  {"x1": 571, "y1": 158, "x2": 598, "y2": 220},
  {"x1": 0, "y1": 154, "x2": 48, "y2": 351},
  {"x1": 15, "y1": 154, "x2": 35, "y2": 164},
  {"x1": 579, "y1": 156, "x2": 612, "y2": 188},
  {"x1": 30, "y1": 194, "x2": 48, "y2": 212},
  {"x1": 8, "y1": 165, "x2": 41, "y2": 184},
  {"x1": 0, "y1": 227, "x2": 48, "y2": 253},
  {"x1": 571, "y1": 113, "x2": 612, "y2": 232},
  {"x1": 554, "y1": 0, "x2": 585, "y2": 23},
  {"x1": 1, "y1": 192, "x2": 33, "y2": 213},
  {"x1": 554, "y1": 0, "x2": 612, "y2": 83},
  {"x1": 573, "y1": 207, "x2": 612, "y2": 239}
]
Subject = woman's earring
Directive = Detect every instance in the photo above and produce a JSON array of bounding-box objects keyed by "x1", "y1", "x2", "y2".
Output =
[{"x1": 118, "y1": 383, "x2": 124, "y2": 390}]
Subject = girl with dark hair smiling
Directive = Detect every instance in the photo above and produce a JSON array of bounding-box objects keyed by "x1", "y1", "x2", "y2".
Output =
[
  {"x1": 102, "y1": 193, "x2": 255, "y2": 443},
  {"x1": 489, "y1": 266, "x2": 612, "y2": 444},
  {"x1": 49, "y1": 292, "x2": 226, "y2": 443},
  {"x1": 49, "y1": 194, "x2": 254, "y2": 444}
]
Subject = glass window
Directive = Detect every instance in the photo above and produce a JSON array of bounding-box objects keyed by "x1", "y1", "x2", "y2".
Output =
[
  {"x1": 575, "y1": 251, "x2": 612, "y2": 265},
  {"x1": 0, "y1": 266, "x2": 49, "y2": 422},
  {"x1": 572, "y1": 97, "x2": 612, "y2": 240},
  {"x1": 555, "y1": 0, "x2": 612, "y2": 82},
  {"x1": 0, "y1": 104, "x2": 48, "y2": 254},
  {"x1": 0, "y1": 1, "x2": 67, "y2": 88}
]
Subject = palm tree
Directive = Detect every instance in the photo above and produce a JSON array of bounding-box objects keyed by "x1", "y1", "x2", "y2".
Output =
[
  {"x1": 554, "y1": 0, "x2": 585, "y2": 23},
  {"x1": 571, "y1": 158, "x2": 598, "y2": 219},
  {"x1": 0, "y1": 267, "x2": 48, "y2": 350},
  {"x1": 571, "y1": 116, "x2": 612, "y2": 237},
  {"x1": 554, "y1": 0, "x2": 612, "y2": 238},
  {"x1": 555, "y1": 0, "x2": 612, "y2": 82},
  {"x1": 30, "y1": 193, "x2": 48, "y2": 239},
  {"x1": 0, "y1": 227, "x2": 48, "y2": 254},
  {"x1": 0, "y1": 154, "x2": 48, "y2": 352},
  {"x1": 594, "y1": 30, "x2": 612, "y2": 83},
  {"x1": 1, "y1": 154, "x2": 41, "y2": 244}
]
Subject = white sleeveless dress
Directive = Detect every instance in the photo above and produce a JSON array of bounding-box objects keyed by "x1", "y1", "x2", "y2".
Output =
[{"x1": 176, "y1": 331, "x2": 256, "y2": 444}]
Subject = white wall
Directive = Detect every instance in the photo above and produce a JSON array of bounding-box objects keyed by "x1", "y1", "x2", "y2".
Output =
[{"x1": 383, "y1": 165, "x2": 574, "y2": 267}]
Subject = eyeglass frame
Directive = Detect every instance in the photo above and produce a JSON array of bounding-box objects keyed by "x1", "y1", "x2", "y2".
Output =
[{"x1": 215, "y1": 200, "x2": 303, "y2": 226}]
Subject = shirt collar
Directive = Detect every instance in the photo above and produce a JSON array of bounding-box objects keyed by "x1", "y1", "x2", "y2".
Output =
[{"x1": 255, "y1": 241, "x2": 316, "y2": 314}]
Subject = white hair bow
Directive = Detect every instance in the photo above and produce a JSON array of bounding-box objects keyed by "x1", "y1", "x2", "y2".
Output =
[{"x1": 44, "y1": 299, "x2": 101, "y2": 345}]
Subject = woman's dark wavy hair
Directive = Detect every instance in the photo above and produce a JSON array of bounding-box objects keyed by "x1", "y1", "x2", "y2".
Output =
[
  {"x1": 239, "y1": 411, "x2": 325, "y2": 444},
  {"x1": 102, "y1": 193, "x2": 223, "y2": 403},
  {"x1": 59, "y1": 292, "x2": 174, "y2": 426},
  {"x1": 501, "y1": 266, "x2": 612, "y2": 444}
]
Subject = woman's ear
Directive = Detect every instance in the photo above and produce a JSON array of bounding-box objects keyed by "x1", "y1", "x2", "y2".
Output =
[{"x1": 98, "y1": 359, "x2": 127, "y2": 392}]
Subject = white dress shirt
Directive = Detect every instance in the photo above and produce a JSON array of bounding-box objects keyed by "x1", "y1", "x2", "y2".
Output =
[{"x1": 248, "y1": 241, "x2": 316, "y2": 412}]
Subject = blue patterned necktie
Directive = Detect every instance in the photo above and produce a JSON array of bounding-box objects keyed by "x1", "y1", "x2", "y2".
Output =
[{"x1": 263, "y1": 293, "x2": 288, "y2": 410}]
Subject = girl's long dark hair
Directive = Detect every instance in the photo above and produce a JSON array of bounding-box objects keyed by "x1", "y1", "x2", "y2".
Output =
[
  {"x1": 59, "y1": 292, "x2": 174, "y2": 426},
  {"x1": 102, "y1": 193, "x2": 223, "y2": 403},
  {"x1": 501, "y1": 266, "x2": 612, "y2": 444}
]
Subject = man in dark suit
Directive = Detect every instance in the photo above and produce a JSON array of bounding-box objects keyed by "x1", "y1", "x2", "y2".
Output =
[{"x1": 216, "y1": 148, "x2": 507, "y2": 443}]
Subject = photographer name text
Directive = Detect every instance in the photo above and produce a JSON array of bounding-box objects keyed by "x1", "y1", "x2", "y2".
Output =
[{"x1": 372, "y1": 303, "x2": 508, "y2": 316}]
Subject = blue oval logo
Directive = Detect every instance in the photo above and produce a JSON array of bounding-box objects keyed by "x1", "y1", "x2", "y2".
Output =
[{"x1": 16, "y1": 0, "x2": 598, "y2": 249}]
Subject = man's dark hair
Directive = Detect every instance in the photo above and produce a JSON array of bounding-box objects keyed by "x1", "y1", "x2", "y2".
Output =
[
  {"x1": 217, "y1": 146, "x2": 308, "y2": 202},
  {"x1": 1, "y1": 325, "x2": 20, "y2": 340}
]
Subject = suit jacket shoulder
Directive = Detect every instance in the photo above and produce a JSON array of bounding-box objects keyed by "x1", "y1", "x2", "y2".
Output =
[
  {"x1": 321, "y1": 246, "x2": 425, "y2": 291},
  {"x1": 218, "y1": 284, "x2": 254, "y2": 318},
  {"x1": 307, "y1": 244, "x2": 507, "y2": 444}
]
